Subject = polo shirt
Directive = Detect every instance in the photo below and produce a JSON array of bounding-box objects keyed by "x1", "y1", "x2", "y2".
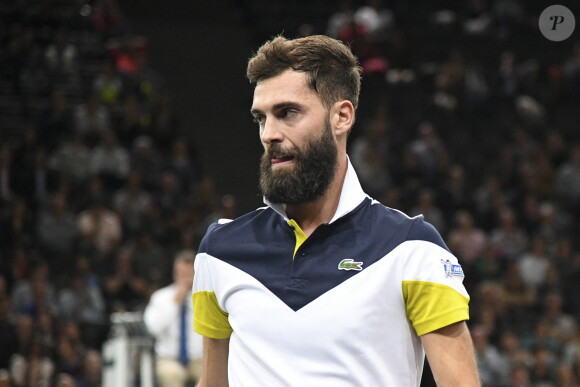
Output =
[{"x1": 192, "y1": 159, "x2": 470, "y2": 386}]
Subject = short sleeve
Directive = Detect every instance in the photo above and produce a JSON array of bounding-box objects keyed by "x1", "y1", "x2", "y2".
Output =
[
  {"x1": 192, "y1": 252, "x2": 233, "y2": 339},
  {"x1": 402, "y1": 217, "x2": 470, "y2": 336}
]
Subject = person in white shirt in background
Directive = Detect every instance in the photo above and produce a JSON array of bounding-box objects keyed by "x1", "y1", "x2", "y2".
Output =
[{"x1": 144, "y1": 249, "x2": 203, "y2": 387}]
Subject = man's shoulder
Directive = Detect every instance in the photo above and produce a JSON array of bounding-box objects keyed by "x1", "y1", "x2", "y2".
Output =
[
  {"x1": 199, "y1": 206, "x2": 277, "y2": 254},
  {"x1": 364, "y1": 201, "x2": 448, "y2": 249},
  {"x1": 150, "y1": 283, "x2": 175, "y2": 299},
  {"x1": 364, "y1": 200, "x2": 419, "y2": 231}
]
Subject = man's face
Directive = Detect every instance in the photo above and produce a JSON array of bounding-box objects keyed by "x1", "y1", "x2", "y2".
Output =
[
  {"x1": 251, "y1": 70, "x2": 338, "y2": 204},
  {"x1": 174, "y1": 260, "x2": 194, "y2": 289}
]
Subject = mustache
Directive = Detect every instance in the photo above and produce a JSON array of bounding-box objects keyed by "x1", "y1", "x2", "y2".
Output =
[{"x1": 264, "y1": 143, "x2": 299, "y2": 159}]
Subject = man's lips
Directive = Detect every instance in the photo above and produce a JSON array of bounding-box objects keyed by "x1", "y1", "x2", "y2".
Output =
[{"x1": 271, "y1": 155, "x2": 295, "y2": 164}]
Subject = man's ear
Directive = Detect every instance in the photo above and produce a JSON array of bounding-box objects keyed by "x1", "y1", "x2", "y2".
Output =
[{"x1": 332, "y1": 100, "x2": 355, "y2": 137}]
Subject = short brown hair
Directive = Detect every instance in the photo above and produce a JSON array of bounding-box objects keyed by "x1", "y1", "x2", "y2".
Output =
[
  {"x1": 175, "y1": 249, "x2": 196, "y2": 265},
  {"x1": 247, "y1": 35, "x2": 362, "y2": 112}
]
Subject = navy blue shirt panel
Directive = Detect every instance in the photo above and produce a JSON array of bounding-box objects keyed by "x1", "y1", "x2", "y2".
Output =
[{"x1": 199, "y1": 198, "x2": 447, "y2": 311}]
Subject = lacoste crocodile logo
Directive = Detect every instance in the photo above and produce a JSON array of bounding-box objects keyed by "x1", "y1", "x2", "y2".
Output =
[{"x1": 338, "y1": 258, "x2": 363, "y2": 271}]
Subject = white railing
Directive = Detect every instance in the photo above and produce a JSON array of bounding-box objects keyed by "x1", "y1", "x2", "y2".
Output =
[{"x1": 102, "y1": 312, "x2": 155, "y2": 387}]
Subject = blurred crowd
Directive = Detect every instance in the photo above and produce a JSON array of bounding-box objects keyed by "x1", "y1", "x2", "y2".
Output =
[
  {"x1": 0, "y1": 0, "x2": 579, "y2": 386},
  {"x1": 0, "y1": 0, "x2": 236, "y2": 386},
  {"x1": 317, "y1": 1, "x2": 580, "y2": 386}
]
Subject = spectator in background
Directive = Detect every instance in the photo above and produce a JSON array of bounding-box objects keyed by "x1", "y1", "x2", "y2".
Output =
[
  {"x1": 471, "y1": 325, "x2": 504, "y2": 387},
  {"x1": 202, "y1": 194, "x2": 238, "y2": 231},
  {"x1": 57, "y1": 272, "x2": 106, "y2": 342},
  {"x1": 473, "y1": 173, "x2": 503, "y2": 230},
  {"x1": 127, "y1": 49, "x2": 163, "y2": 103},
  {"x1": 169, "y1": 138, "x2": 200, "y2": 193},
  {"x1": 390, "y1": 148, "x2": 423, "y2": 210},
  {"x1": 37, "y1": 88, "x2": 74, "y2": 152},
  {"x1": 408, "y1": 121, "x2": 446, "y2": 184},
  {"x1": 116, "y1": 94, "x2": 145, "y2": 147},
  {"x1": 493, "y1": 146, "x2": 519, "y2": 191},
  {"x1": 76, "y1": 349, "x2": 103, "y2": 387},
  {"x1": 472, "y1": 247, "x2": 503, "y2": 285},
  {"x1": 93, "y1": 60, "x2": 124, "y2": 107},
  {"x1": 496, "y1": 51, "x2": 519, "y2": 100},
  {"x1": 545, "y1": 131, "x2": 569, "y2": 169},
  {"x1": 130, "y1": 135, "x2": 164, "y2": 190},
  {"x1": 0, "y1": 293, "x2": 18, "y2": 371},
  {"x1": 16, "y1": 147, "x2": 58, "y2": 209},
  {"x1": 528, "y1": 148, "x2": 554, "y2": 199},
  {"x1": 74, "y1": 92, "x2": 110, "y2": 139},
  {"x1": 0, "y1": 198, "x2": 35, "y2": 255},
  {"x1": 326, "y1": 0, "x2": 354, "y2": 39},
  {"x1": 519, "y1": 194, "x2": 542, "y2": 235},
  {"x1": 77, "y1": 197, "x2": 123, "y2": 257},
  {"x1": 75, "y1": 176, "x2": 108, "y2": 214},
  {"x1": 9, "y1": 314, "x2": 35, "y2": 369},
  {"x1": 36, "y1": 193, "x2": 79, "y2": 267},
  {"x1": 537, "y1": 202, "x2": 570, "y2": 256},
  {"x1": 102, "y1": 248, "x2": 148, "y2": 312},
  {"x1": 562, "y1": 41, "x2": 580, "y2": 81},
  {"x1": 528, "y1": 346, "x2": 558, "y2": 386},
  {"x1": 554, "y1": 143, "x2": 580, "y2": 214},
  {"x1": 123, "y1": 227, "x2": 168, "y2": 294},
  {"x1": 92, "y1": 0, "x2": 129, "y2": 38},
  {"x1": 54, "y1": 321, "x2": 85, "y2": 379},
  {"x1": 89, "y1": 130, "x2": 130, "y2": 191},
  {"x1": 9, "y1": 331, "x2": 55, "y2": 387},
  {"x1": 44, "y1": 29, "x2": 78, "y2": 81},
  {"x1": 349, "y1": 106, "x2": 391, "y2": 197},
  {"x1": 556, "y1": 364, "x2": 577, "y2": 387},
  {"x1": 518, "y1": 235, "x2": 550, "y2": 290},
  {"x1": 499, "y1": 261, "x2": 536, "y2": 332},
  {"x1": 48, "y1": 133, "x2": 91, "y2": 185},
  {"x1": 148, "y1": 89, "x2": 179, "y2": 150},
  {"x1": 448, "y1": 209, "x2": 488, "y2": 266},
  {"x1": 473, "y1": 282, "x2": 506, "y2": 339},
  {"x1": 440, "y1": 164, "x2": 472, "y2": 217},
  {"x1": 521, "y1": 319, "x2": 561, "y2": 356},
  {"x1": 10, "y1": 261, "x2": 58, "y2": 318},
  {"x1": 144, "y1": 250, "x2": 203, "y2": 387},
  {"x1": 353, "y1": 0, "x2": 394, "y2": 37},
  {"x1": 55, "y1": 372, "x2": 78, "y2": 387},
  {"x1": 3, "y1": 247, "x2": 31, "y2": 293},
  {"x1": 496, "y1": 330, "x2": 532, "y2": 385},
  {"x1": 112, "y1": 170, "x2": 153, "y2": 235},
  {"x1": 489, "y1": 206, "x2": 528, "y2": 260},
  {"x1": 0, "y1": 145, "x2": 17, "y2": 205},
  {"x1": 541, "y1": 292, "x2": 577, "y2": 346},
  {"x1": 409, "y1": 188, "x2": 446, "y2": 236},
  {"x1": 152, "y1": 170, "x2": 186, "y2": 229},
  {"x1": 509, "y1": 363, "x2": 531, "y2": 387},
  {"x1": 0, "y1": 369, "x2": 9, "y2": 386}
]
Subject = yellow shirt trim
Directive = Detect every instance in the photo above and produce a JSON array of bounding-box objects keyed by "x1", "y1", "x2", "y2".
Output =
[
  {"x1": 287, "y1": 219, "x2": 307, "y2": 259},
  {"x1": 402, "y1": 280, "x2": 470, "y2": 336},
  {"x1": 192, "y1": 290, "x2": 232, "y2": 339}
]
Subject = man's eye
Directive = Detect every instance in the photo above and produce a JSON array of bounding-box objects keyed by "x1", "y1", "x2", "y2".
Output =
[
  {"x1": 253, "y1": 116, "x2": 265, "y2": 124},
  {"x1": 282, "y1": 110, "x2": 297, "y2": 118}
]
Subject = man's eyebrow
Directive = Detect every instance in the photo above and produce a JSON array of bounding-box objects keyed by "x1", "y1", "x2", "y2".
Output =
[
  {"x1": 250, "y1": 107, "x2": 262, "y2": 116},
  {"x1": 251, "y1": 102, "x2": 304, "y2": 116}
]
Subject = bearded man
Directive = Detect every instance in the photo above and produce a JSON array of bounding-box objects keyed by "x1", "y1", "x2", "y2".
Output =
[{"x1": 192, "y1": 35, "x2": 481, "y2": 387}]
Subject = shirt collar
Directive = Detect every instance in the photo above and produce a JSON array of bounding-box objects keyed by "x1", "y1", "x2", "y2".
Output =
[{"x1": 264, "y1": 155, "x2": 368, "y2": 224}]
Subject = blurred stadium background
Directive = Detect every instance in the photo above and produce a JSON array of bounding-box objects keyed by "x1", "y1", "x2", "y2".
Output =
[{"x1": 1, "y1": 0, "x2": 580, "y2": 386}]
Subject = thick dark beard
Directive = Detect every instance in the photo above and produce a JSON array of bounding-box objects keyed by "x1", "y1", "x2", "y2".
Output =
[{"x1": 259, "y1": 120, "x2": 337, "y2": 204}]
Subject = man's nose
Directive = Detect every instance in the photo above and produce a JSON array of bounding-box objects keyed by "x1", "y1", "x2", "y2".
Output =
[{"x1": 260, "y1": 118, "x2": 284, "y2": 144}]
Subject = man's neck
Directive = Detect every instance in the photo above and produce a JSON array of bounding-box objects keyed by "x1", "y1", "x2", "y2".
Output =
[{"x1": 285, "y1": 156, "x2": 348, "y2": 237}]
